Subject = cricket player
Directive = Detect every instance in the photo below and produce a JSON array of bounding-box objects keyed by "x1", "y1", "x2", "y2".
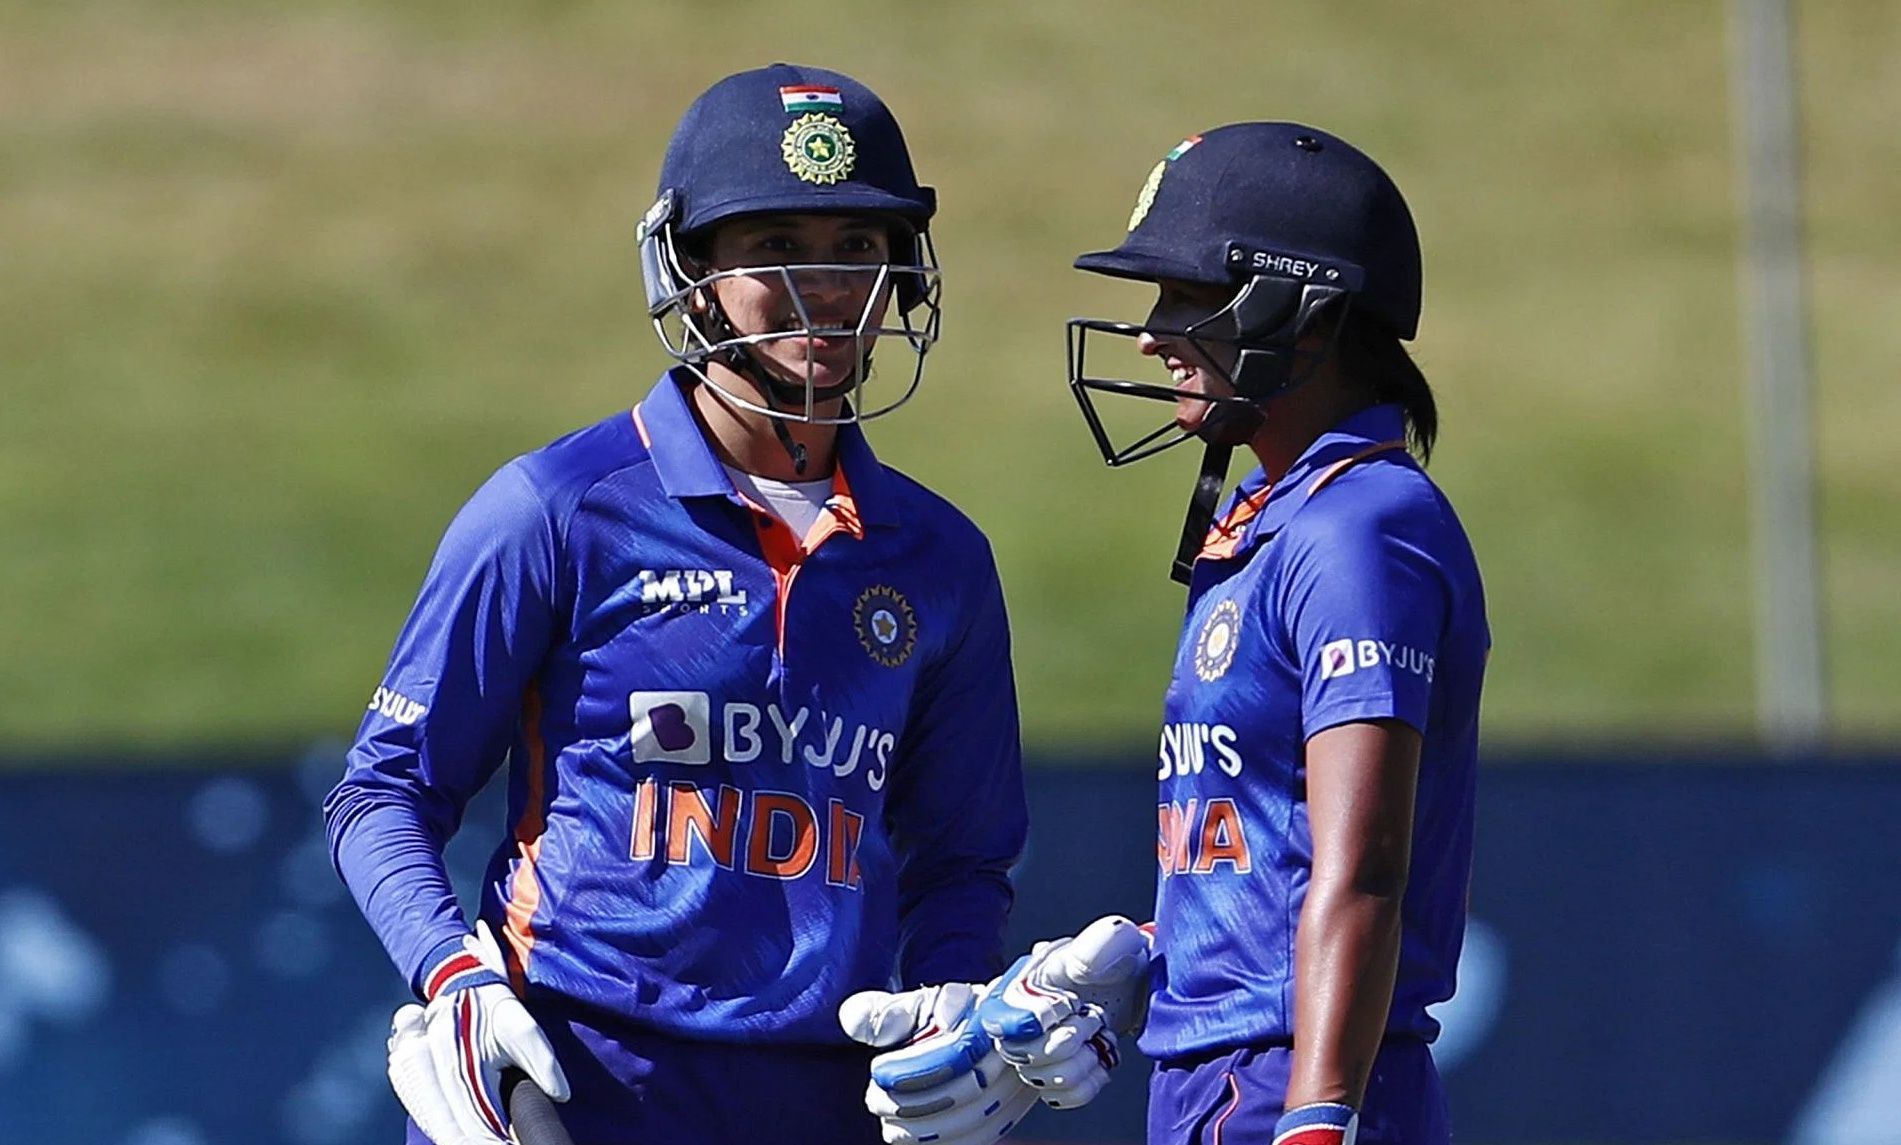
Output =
[
  {"x1": 923, "y1": 123, "x2": 1489, "y2": 1145},
  {"x1": 324, "y1": 64, "x2": 1029, "y2": 1145}
]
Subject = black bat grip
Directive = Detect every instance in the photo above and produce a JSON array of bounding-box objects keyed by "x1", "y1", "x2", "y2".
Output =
[{"x1": 502, "y1": 1068, "x2": 575, "y2": 1145}]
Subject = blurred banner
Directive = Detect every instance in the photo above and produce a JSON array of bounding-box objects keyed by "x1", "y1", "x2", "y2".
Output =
[{"x1": 5, "y1": 750, "x2": 1899, "y2": 1145}]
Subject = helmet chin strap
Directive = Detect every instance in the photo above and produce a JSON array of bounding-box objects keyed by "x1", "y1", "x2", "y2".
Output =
[
  {"x1": 1172, "y1": 443, "x2": 1233, "y2": 585},
  {"x1": 1169, "y1": 400, "x2": 1264, "y2": 584},
  {"x1": 703, "y1": 337, "x2": 813, "y2": 476},
  {"x1": 768, "y1": 403, "x2": 810, "y2": 477},
  {"x1": 1166, "y1": 278, "x2": 1349, "y2": 585},
  {"x1": 698, "y1": 295, "x2": 872, "y2": 479}
]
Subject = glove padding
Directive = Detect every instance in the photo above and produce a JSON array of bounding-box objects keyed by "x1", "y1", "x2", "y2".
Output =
[
  {"x1": 387, "y1": 921, "x2": 570, "y2": 1145},
  {"x1": 976, "y1": 915, "x2": 1153, "y2": 1110},
  {"x1": 1273, "y1": 1102, "x2": 1360, "y2": 1145},
  {"x1": 840, "y1": 982, "x2": 1040, "y2": 1145}
]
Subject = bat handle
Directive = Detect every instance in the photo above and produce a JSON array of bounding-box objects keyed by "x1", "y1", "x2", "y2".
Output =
[{"x1": 502, "y1": 1068, "x2": 575, "y2": 1145}]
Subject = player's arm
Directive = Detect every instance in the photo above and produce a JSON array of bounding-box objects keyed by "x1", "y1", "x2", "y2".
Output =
[
  {"x1": 1276, "y1": 492, "x2": 1446, "y2": 1143},
  {"x1": 322, "y1": 460, "x2": 561, "y2": 990},
  {"x1": 324, "y1": 461, "x2": 570, "y2": 1143},
  {"x1": 883, "y1": 540, "x2": 1028, "y2": 987},
  {"x1": 1286, "y1": 718, "x2": 1420, "y2": 1111},
  {"x1": 839, "y1": 542, "x2": 1030, "y2": 1145}
]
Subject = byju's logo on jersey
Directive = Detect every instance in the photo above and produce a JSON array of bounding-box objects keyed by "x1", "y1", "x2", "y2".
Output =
[
  {"x1": 636, "y1": 569, "x2": 747, "y2": 610},
  {"x1": 854, "y1": 585, "x2": 916, "y2": 668},
  {"x1": 627, "y1": 691, "x2": 898, "y2": 789},
  {"x1": 1318, "y1": 638, "x2": 1436, "y2": 683},
  {"x1": 1158, "y1": 721, "x2": 1244, "y2": 779},
  {"x1": 1319, "y1": 639, "x2": 1358, "y2": 680},
  {"x1": 367, "y1": 686, "x2": 426, "y2": 726},
  {"x1": 1193, "y1": 599, "x2": 1242, "y2": 682},
  {"x1": 629, "y1": 691, "x2": 711, "y2": 765}
]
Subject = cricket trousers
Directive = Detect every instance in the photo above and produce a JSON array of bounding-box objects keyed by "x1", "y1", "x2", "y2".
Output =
[
  {"x1": 1148, "y1": 1038, "x2": 1449, "y2": 1145},
  {"x1": 404, "y1": 994, "x2": 882, "y2": 1145}
]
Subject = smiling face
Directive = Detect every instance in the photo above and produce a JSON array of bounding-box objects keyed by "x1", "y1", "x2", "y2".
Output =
[
  {"x1": 698, "y1": 213, "x2": 896, "y2": 403},
  {"x1": 1132, "y1": 279, "x2": 1244, "y2": 434}
]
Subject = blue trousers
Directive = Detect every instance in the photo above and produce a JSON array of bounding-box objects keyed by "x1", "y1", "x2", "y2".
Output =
[
  {"x1": 1148, "y1": 1040, "x2": 1449, "y2": 1145},
  {"x1": 405, "y1": 999, "x2": 881, "y2": 1145}
]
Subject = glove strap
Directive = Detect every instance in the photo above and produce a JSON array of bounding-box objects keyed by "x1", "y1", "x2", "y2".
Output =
[{"x1": 1273, "y1": 1102, "x2": 1360, "y2": 1145}]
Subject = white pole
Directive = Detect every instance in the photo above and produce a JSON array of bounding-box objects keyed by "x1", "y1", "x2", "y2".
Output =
[{"x1": 1728, "y1": 0, "x2": 1826, "y2": 750}]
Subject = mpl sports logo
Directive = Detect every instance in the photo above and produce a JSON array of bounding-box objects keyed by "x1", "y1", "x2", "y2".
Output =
[
  {"x1": 635, "y1": 569, "x2": 747, "y2": 610},
  {"x1": 1318, "y1": 637, "x2": 1436, "y2": 684}
]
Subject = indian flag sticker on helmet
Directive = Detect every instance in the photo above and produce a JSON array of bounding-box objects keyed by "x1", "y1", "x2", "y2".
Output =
[
  {"x1": 782, "y1": 113, "x2": 857, "y2": 185},
  {"x1": 1127, "y1": 135, "x2": 1202, "y2": 231},
  {"x1": 780, "y1": 85, "x2": 844, "y2": 114}
]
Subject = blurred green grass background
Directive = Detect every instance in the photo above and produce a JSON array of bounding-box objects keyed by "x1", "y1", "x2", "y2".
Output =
[{"x1": 1, "y1": 0, "x2": 1895, "y2": 754}]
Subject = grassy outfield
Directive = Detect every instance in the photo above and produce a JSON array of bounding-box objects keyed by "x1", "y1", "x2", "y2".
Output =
[{"x1": 1, "y1": 1, "x2": 1895, "y2": 755}]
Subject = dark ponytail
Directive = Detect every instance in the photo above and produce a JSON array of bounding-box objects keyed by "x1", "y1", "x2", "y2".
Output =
[{"x1": 1335, "y1": 311, "x2": 1437, "y2": 464}]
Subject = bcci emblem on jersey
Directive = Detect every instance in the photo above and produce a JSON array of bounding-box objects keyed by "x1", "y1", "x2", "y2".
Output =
[
  {"x1": 1193, "y1": 599, "x2": 1241, "y2": 682},
  {"x1": 854, "y1": 585, "x2": 916, "y2": 668},
  {"x1": 629, "y1": 691, "x2": 712, "y2": 764}
]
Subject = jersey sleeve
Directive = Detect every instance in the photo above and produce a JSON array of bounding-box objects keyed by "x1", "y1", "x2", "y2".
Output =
[
  {"x1": 882, "y1": 542, "x2": 1028, "y2": 988},
  {"x1": 1278, "y1": 494, "x2": 1449, "y2": 739},
  {"x1": 322, "y1": 460, "x2": 561, "y2": 996}
]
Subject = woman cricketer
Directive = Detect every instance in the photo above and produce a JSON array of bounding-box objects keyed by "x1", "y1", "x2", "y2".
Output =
[
  {"x1": 943, "y1": 122, "x2": 1489, "y2": 1145},
  {"x1": 325, "y1": 64, "x2": 1031, "y2": 1145}
]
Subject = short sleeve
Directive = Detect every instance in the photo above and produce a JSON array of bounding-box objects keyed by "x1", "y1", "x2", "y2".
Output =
[{"x1": 1277, "y1": 504, "x2": 1449, "y2": 739}]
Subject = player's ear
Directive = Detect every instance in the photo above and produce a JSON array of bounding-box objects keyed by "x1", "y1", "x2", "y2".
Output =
[
  {"x1": 683, "y1": 257, "x2": 717, "y2": 316},
  {"x1": 675, "y1": 233, "x2": 716, "y2": 315}
]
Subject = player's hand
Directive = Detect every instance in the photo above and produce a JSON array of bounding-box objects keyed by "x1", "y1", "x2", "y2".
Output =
[
  {"x1": 839, "y1": 982, "x2": 1039, "y2": 1145},
  {"x1": 386, "y1": 921, "x2": 570, "y2": 1145},
  {"x1": 976, "y1": 915, "x2": 1153, "y2": 1110},
  {"x1": 1273, "y1": 1102, "x2": 1360, "y2": 1145}
]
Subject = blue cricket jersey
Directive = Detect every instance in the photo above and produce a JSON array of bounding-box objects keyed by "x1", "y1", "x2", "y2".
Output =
[
  {"x1": 324, "y1": 369, "x2": 1027, "y2": 1046},
  {"x1": 1139, "y1": 403, "x2": 1488, "y2": 1060}
]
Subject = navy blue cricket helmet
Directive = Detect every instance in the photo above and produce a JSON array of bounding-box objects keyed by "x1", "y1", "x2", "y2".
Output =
[
  {"x1": 1067, "y1": 122, "x2": 1422, "y2": 583},
  {"x1": 638, "y1": 64, "x2": 943, "y2": 425},
  {"x1": 655, "y1": 63, "x2": 937, "y2": 241},
  {"x1": 1077, "y1": 122, "x2": 1420, "y2": 339}
]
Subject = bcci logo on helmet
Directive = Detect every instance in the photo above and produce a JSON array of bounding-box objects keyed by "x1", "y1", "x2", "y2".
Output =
[
  {"x1": 853, "y1": 585, "x2": 916, "y2": 668},
  {"x1": 1127, "y1": 135, "x2": 1201, "y2": 231},
  {"x1": 782, "y1": 114, "x2": 857, "y2": 185}
]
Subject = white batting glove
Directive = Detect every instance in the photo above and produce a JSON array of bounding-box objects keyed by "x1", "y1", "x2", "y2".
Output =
[
  {"x1": 387, "y1": 921, "x2": 570, "y2": 1145},
  {"x1": 977, "y1": 916, "x2": 1154, "y2": 1110},
  {"x1": 840, "y1": 982, "x2": 1040, "y2": 1145}
]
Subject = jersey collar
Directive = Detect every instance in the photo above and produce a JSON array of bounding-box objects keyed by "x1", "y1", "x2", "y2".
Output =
[
  {"x1": 1200, "y1": 403, "x2": 1412, "y2": 560},
  {"x1": 633, "y1": 369, "x2": 899, "y2": 528}
]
